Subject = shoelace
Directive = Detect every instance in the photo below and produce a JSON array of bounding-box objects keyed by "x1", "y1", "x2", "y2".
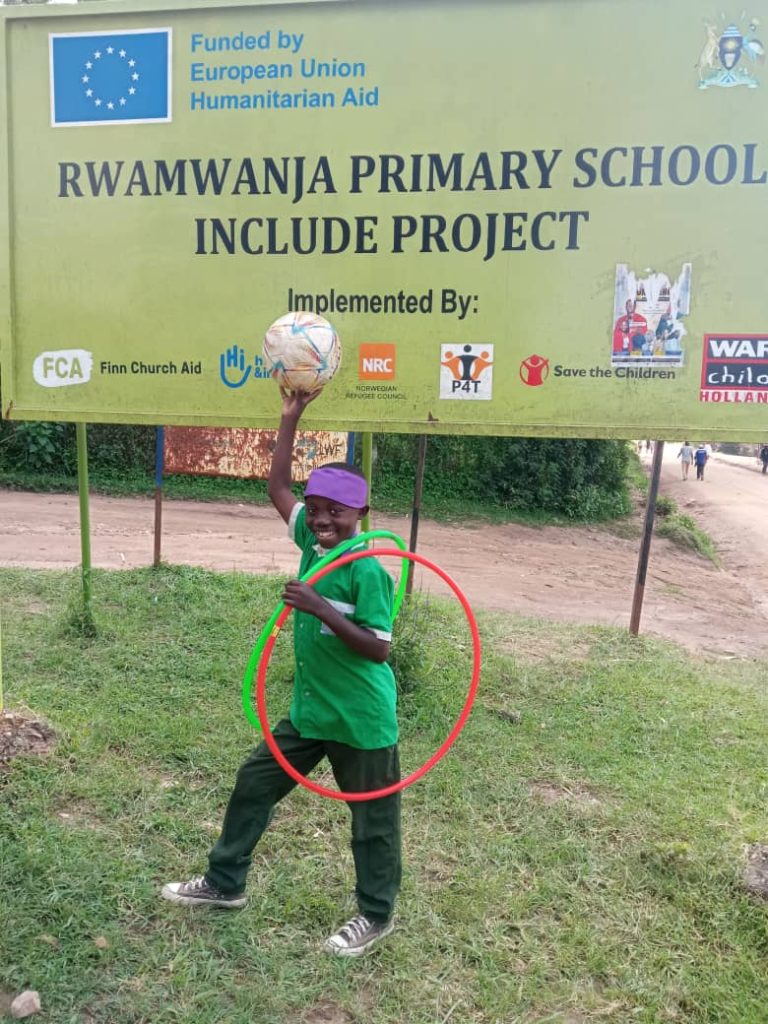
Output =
[
  {"x1": 185, "y1": 876, "x2": 208, "y2": 893},
  {"x1": 337, "y1": 915, "x2": 372, "y2": 942}
]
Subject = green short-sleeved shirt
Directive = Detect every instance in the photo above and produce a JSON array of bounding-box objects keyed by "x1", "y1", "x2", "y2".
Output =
[{"x1": 287, "y1": 503, "x2": 398, "y2": 750}]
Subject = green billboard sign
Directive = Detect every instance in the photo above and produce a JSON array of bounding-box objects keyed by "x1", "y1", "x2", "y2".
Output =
[{"x1": 1, "y1": 0, "x2": 767, "y2": 438}]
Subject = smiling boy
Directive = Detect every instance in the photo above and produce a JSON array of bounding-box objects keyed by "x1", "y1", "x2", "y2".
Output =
[{"x1": 162, "y1": 388, "x2": 401, "y2": 957}]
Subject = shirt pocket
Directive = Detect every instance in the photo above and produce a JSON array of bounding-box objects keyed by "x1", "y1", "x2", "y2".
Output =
[{"x1": 319, "y1": 599, "x2": 356, "y2": 636}]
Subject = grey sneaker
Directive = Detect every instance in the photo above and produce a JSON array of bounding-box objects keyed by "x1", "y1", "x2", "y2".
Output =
[
  {"x1": 161, "y1": 876, "x2": 247, "y2": 909},
  {"x1": 323, "y1": 914, "x2": 395, "y2": 957}
]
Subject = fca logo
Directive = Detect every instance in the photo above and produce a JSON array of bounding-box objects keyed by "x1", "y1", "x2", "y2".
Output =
[
  {"x1": 359, "y1": 344, "x2": 396, "y2": 380},
  {"x1": 33, "y1": 349, "x2": 93, "y2": 388}
]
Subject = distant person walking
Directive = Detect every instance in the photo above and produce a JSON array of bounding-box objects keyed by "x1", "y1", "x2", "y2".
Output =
[
  {"x1": 760, "y1": 444, "x2": 768, "y2": 474},
  {"x1": 694, "y1": 444, "x2": 708, "y2": 481},
  {"x1": 677, "y1": 441, "x2": 694, "y2": 480}
]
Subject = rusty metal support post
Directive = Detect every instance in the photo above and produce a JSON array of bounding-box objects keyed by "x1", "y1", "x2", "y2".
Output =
[
  {"x1": 630, "y1": 440, "x2": 665, "y2": 636},
  {"x1": 361, "y1": 433, "x2": 373, "y2": 533}
]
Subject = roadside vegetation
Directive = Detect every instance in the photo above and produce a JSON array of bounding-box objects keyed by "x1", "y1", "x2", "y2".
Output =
[
  {"x1": 1, "y1": 566, "x2": 767, "y2": 1023},
  {"x1": 0, "y1": 421, "x2": 632, "y2": 524},
  {"x1": 622, "y1": 455, "x2": 719, "y2": 564},
  {"x1": 653, "y1": 496, "x2": 719, "y2": 564},
  {"x1": 0, "y1": 423, "x2": 721, "y2": 557}
]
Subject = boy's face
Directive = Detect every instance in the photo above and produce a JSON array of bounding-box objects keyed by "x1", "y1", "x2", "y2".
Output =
[{"x1": 305, "y1": 495, "x2": 366, "y2": 549}]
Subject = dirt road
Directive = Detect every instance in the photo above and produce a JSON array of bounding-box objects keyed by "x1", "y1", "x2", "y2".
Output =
[
  {"x1": 657, "y1": 447, "x2": 768, "y2": 622},
  {"x1": 1, "y1": 448, "x2": 766, "y2": 657}
]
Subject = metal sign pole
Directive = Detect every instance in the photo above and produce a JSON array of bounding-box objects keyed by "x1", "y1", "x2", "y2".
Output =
[
  {"x1": 405, "y1": 435, "x2": 427, "y2": 596},
  {"x1": 361, "y1": 433, "x2": 373, "y2": 533},
  {"x1": 629, "y1": 440, "x2": 665, "y2": 636},
  {"x1": 153, "y1": 426, "x2": 164, "y2": 567},
  {"x1": 0, "y1": 606, "x2": 4, "y2": 713},
  {"x1": 346, "y1": 432, "x2": 356, "y2": 466},
  {"x1": 75, "y1": 421, "x2": 93, "y2": 622}
]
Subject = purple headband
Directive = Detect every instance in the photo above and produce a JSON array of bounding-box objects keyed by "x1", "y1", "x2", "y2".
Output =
[{"x1": 305, "y1": 466, "x2": 368, "y2": 508}]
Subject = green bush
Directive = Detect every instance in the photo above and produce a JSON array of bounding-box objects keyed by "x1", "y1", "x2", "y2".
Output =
[
  {"x1": 0, "y1": 421, "x2": 76, "y2": 474},
  {"x1": 373, "y1": 434, "x2": 631, "y2": 520},
  {"x1": 0, "y1": 420, "x2": 155, "y2": 475},
  {"x1": 388, "y1": 593, "x2": 434, "y2": 695}
]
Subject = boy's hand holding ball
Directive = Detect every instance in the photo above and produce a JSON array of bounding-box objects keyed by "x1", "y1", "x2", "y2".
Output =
[{"x1": 279, "y1": 385, "x2": 319, "y2": 420}]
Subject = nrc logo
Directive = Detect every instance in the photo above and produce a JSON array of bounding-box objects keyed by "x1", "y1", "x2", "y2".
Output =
[
  {"x1": 358, "y1": 344, "x2": 396, "y2": 380},
  {"x1": 33, "y1": 349, "x2": 93, "y2": 388},
  {"x1": 364, "y1": 357, "x2": 393, "y2": 373}
]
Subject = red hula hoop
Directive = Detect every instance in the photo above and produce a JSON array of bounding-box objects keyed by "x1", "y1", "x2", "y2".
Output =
[{"x1": 256, "y1": 547, "x2": 481, "y2": 802}]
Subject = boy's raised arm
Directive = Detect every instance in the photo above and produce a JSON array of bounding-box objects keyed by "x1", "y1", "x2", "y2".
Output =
[{"x1": 267, "y1": 388, "x2": 319, "y2": 524}]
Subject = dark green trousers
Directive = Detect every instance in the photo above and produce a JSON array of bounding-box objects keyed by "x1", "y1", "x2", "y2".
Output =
[{"x1": 206, "y1": 718, "x2": 401, "y2": 922}]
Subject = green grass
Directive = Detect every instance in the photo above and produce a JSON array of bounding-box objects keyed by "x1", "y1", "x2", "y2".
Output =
[
  {"x1": 654, "y1": 497, "x2": 720, "y2": 565},
  {"x1": 626, "y1": 451, "x2": 650, "y2": 495},
  {"x1": 624, "y1": 460, "x2": 719, "y2": 564},
  {"x1": 657, "y1": 513, "x2": 720, "y2": 564},
  {"x1": 1, "y1": 568, "x2": 767, "y2": 1023}
]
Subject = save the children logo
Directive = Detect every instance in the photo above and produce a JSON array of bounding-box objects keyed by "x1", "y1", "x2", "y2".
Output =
[
  {"x1": 439, "y1": 344, "x2": 494, "y2": 400},
  {"x1": 519, "y1": 354, "x2": 550, "y2": 387},
  {"x1": 50, "y1": 28, "x2": 172, "y2": 127},
  {"x1": 696, "y1": 16, "x2": 764, "y2": 89}
]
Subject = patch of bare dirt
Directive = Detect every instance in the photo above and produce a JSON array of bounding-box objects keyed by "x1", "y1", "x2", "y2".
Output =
[
  {"x1": 743, "y1": 843, "x2": 768, "y2": 900},
  {"x1": 528, "y1": 781, "x2": 602, "y2": 810},
  {"x1": 22, "y1": 599, "x2": 50, "y2": 617},
  {"x1": 0, "y1": 709, "x2": 56, "y2": 769},
  {"x1": 54, "y1": 800, "x2": 106, "y2": 832},
  {"x1": 301, "y1": 1001, "x2": 356, "y2": 1024},
  {"x1": 490, "y1": 621, "x2": 594, "y2": 665},
  {"x1": 423, "y1": 850, "x2": 460, "y2": 884}
]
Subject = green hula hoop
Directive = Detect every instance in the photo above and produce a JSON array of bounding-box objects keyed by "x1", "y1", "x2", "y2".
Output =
[{"x1": 241, "y1": 528, "x2": 409, "y2": 732}]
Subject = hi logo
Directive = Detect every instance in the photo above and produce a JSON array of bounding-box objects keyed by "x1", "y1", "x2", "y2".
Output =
[
  {"x1": 439, "y1": 344, "x2": 494, "y2": 400},
  {"x1": 219, "y1": 345, "x2": 271, "y2": 388},
  {"x1": 519, "y1": 354, "x2": 550, "y2": 387},
  {"x1": 33, "y1": 349, "x2": 93, "y2": 388},
  {"x1": 358, "y1": 344, "x2": 396, "y2": 380}
]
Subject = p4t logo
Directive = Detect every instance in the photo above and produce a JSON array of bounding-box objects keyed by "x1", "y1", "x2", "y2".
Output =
[
  {"x1": 440, "y1": 344, "x2": 494, "y2": 400},
  {"x1": 33, "y1": 349, "x2": 93, "y2": 388}
]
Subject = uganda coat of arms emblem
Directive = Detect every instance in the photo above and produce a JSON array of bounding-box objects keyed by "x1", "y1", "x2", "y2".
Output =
[{"x1": 697, "y1": 17, "x2": 765, "y2": 88}]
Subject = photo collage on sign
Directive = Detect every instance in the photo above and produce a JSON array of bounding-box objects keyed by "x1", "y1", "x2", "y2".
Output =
[{"x1": 611, "y1": 263, "x2": 692, "y2": 368}]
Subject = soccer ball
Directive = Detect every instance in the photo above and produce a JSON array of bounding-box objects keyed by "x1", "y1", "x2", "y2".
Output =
[{"x1": 262, "y1": 311, "x2": 341, "y2": 393}]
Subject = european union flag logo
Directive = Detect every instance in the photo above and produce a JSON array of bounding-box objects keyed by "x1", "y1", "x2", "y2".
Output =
[{"x1": 50, "y1": 28, "x2": 172, "y2": 127}]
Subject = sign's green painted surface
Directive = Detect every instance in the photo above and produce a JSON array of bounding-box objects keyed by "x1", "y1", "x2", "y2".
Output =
[{"x1": 1, "y1": 0, "x2": 767, "y2": 439}]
